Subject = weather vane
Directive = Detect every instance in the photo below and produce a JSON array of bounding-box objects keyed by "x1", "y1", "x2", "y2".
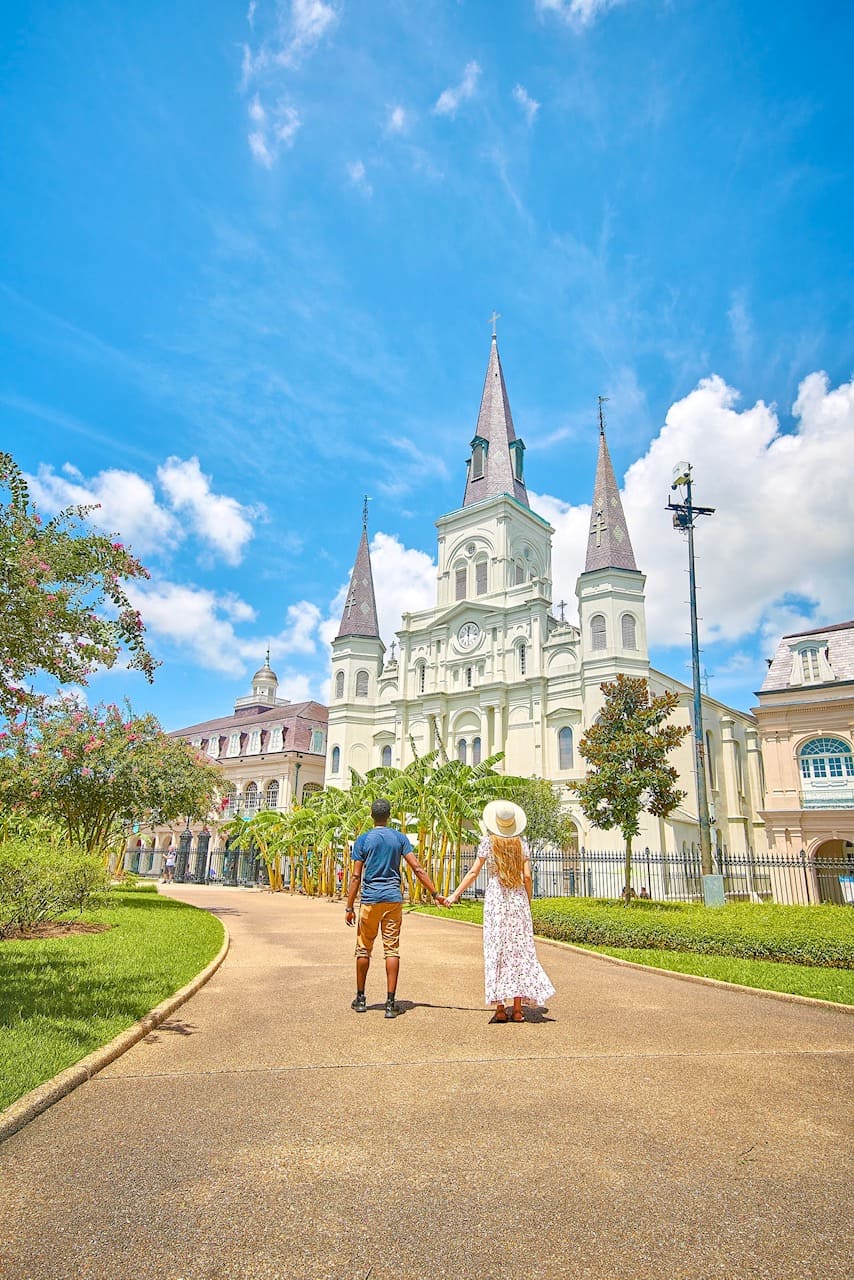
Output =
[{"x1": 598, "y1": 395, "x2": 609, "y2": 436}]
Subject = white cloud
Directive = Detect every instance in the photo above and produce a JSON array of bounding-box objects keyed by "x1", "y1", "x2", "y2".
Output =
[
  {"x1": 434, "y1": 61, "x2": 481, "y2": 118},
  {"x1": 385, "y1": 104, "x2": 409, "y2": 135},
  {"x1": 27, "y1": 463, "x2": 179, "y2": 555},
  {"x1": 280, "y1": 0, "x2": 337, "y2": 65},
  {"x1": 157, "y1": 456, "x2": 259, "y2": 566},
  {"x1": 346, "y1": 159, "x2": 373, "y2": 196},
  {"x1": 246, "y1": 95, "x2": 301, "y2": 166},
  {"x1": 535, "y1": 0, "x2": 625, "y2": 26},
  {"x1": 728, "y1": 289, "x2": 754, "y2": 364},
  {"x1": 127, "y1": 578, "x2": 326, "y2": 684},
  {"x1": 247, "y1": 0, "x2": 257, "y2": 28},
  {"x1": 513, "y1": 83, "x2": 540, "y2": 125},
  {"x1": 533, "y1": 370, "x2": 854, "y2": 650}
]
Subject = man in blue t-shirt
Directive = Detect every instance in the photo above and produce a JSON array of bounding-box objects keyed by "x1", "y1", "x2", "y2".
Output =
[{"x1": 345, "y1": 797, "x2": 446, "y2": 1018}]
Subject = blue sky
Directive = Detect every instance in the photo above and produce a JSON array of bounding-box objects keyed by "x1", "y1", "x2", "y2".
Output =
[{"x1": 2, "y1": 0, "x2": 852, "y2": 728}]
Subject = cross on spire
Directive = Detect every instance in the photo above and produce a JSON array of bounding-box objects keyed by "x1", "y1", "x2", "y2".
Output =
[
  {"x1": 556, "y1": 599, "x2": 567, "y2": 623},
  {"x1": 488, "y1": 310, "x2": 501, "y2": 337},
  {"x1": 362, "y1": 494, "x2": 369, "y2": 531},
  {"x1": 389, "y1": 639, "x2": 398, "y2": 662}
]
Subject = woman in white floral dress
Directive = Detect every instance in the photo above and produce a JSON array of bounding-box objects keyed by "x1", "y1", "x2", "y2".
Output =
[{"x1": 447, "y1": 800, "x2": 555, "y2": 1022}]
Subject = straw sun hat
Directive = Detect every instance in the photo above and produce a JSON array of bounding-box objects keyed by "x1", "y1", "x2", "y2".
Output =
[{"x1": 481, "y1": 800, "x2": 527, "y2": 838}]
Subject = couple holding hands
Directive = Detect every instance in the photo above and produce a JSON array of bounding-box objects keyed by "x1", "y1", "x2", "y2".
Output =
[{"x1": 345, "y1": 797, "x2": 555, "y2": 1022}]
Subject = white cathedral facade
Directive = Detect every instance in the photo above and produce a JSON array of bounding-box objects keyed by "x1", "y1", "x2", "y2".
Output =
[{"x1": 327, "y1": 336, "x2": 767, "y2": 857}]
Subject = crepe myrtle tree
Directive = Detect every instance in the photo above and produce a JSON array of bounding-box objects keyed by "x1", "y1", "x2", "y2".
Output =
[
  {"x1": 0, "y1": 451, "x2": 156, "y2": 721},
  {"x1": 569, "y1": 675, "x2": 688, "y2": 901},
  {"x1": 0, "y1": 700, "x2": 224, "y2": 864}
]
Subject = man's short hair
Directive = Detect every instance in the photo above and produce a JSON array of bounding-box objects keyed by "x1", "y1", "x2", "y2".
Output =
[{"x1": 371, "y1": 798, "x2": 391, "y2": 822}]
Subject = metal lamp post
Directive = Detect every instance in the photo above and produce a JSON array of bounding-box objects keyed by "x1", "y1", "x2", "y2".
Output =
[{"x1": 667, "y1": 464, "x2": 719, "y2": 900}]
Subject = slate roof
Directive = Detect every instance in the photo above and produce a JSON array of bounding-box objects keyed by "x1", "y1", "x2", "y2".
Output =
[
  {"x1": 583, "y1": 425, "x2": 638, "y2": 573},
  {"x1": 760, "y1": 621, "x2": 854, "y2": 692},
  {"x1": 171, "y1": 700, "x2": 328, "y2": 757},
  {"x1": 336, "y1": 527, "x2": 381, "y2": 639},
  {"x1": 463, "y1": 336, "x2": 529, "y2": 508}
]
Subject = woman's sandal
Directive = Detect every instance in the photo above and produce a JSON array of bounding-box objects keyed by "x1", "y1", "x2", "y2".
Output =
[
  {"x1": 494, "y1": 1007, "x2": 508, "y2": 1022},
  {"x1": 510, "y1": 1009, "x2": 525, "y2": 1022}
]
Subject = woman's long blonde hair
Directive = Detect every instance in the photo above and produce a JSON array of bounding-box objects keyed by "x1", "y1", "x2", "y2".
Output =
[{"x1": 491, "y1": 835, "x2": 525, "y2": 889}]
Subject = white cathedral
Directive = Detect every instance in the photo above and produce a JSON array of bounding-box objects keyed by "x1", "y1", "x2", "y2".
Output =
[{"x1": 327, "y1": 335, "x2": 767, "y2": 857}]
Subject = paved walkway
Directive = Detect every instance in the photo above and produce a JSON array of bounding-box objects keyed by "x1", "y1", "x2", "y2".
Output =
[{"x1": 0, "y1": 888, "x2": 851, "y2": 1280}]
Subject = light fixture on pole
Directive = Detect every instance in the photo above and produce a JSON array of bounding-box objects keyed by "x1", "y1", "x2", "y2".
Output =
[{"x1": 666, "y1": 463, "x2": 717, "y2": 894}]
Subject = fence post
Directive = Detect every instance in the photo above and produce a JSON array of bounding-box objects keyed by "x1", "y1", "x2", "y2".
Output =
[{"x1": 799, "y1": 848, "x2": 811, "y2": 904}]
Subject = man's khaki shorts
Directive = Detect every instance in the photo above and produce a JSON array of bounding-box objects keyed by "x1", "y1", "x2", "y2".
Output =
[{"x1": 355, "y1": 902, "x2": 403, "y2": 958}]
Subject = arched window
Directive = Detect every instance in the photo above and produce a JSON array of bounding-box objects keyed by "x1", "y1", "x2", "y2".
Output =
[
  {"x1": 335, "y1": 670, "x2": 344, "y2": 698},
  {"x1": 733, "y1": 741, "x2": 744, "y2": 797},
  {"x1": 457, "y1": 739, "x2": 467, "y2": 764},
  {"x1": 472, "y1": 736, "x2": 482, "y2": 766},
  {"x1": 800, "y1": 645, "x2": 822, "y2": 683},
  {"x1": 244, "y1": 782, "x2": 259, "y2": 812},
  {"x1": 621, "y1": 613, "x2": 637, "y2": 650},
  {"x1": 475, "y1": 560, "x2": 487, "y2": 595},
  {"x1": 706, "y1": 731, "x2": 716, "y2": 790},
  {"x1": 799, "y1": 737, "x2": 854, "y2": 785},
  {"x1": 381, "y1": 744, "x2": 392, "y2": 768},
  {"x1": 591, "y1": 614, "x2": 607, "y2": 651},
  {"x1": 265, "y1": 780, "x2": 279, "y2": 809},
  {"x1": 331, "y1": 746, "x2": 340, "y2": 773},
  {"x1": 558, "y1": 726, "x2": 573, "y2": 770},
  {"x1": 455, "y1": 565, "x2": 467, "y2": 601},
  {"x1": 518, "y1": 643, "x2": 527, "y2": 676},
  {"x1": 471, "y1": 441, "x2": 485, "y2": 480},
  {"x1": 514, "y1": 560, "x2": 524, "y2": 585},
  {"x1": 355, "y1": 670, "x2": 369, "y2": 698}
]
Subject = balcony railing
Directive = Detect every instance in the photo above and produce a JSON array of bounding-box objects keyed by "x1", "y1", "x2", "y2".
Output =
[{"x1": 801, "y1": 789, "x2": 854, "y2": 810}]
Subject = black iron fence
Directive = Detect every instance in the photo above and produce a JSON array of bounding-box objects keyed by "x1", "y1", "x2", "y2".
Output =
[{"x1": 126, "y1": 843, "x2": 854, "y2": 906}]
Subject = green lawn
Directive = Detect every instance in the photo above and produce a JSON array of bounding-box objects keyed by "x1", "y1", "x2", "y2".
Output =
[
  {"x1": 0, "y1": 886, "x2": 224, "y2": 1111},
  {"x1": 413, "y1": 898, "x2": 854, "y2": 1005}
]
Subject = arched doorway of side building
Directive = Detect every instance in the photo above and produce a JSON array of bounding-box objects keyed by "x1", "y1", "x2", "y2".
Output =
[{"x1": 810, "y1": 838, "x2": 854, "y2": 904}]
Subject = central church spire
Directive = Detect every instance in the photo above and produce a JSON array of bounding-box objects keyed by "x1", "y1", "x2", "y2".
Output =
[
  {"x1": 336, "y1": 499, "x2": 380, "y2": 640},
  {"x1": 584, "y1": 403, "x2": 637, "y2": 573},
  {"x1": 462, "y1": 335, "x2": 529, "y2": 509}
]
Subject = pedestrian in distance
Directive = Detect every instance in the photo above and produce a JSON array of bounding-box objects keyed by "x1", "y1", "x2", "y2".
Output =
[
  {"x1": 345, "y1": 797, "x2": 447, "y2": 1019},
  {"x1": 163, "y1": 846, "x2": 176, "y2": 883},
  {"x1": 446, "y1": 800, "x2": 555, "y2": 1023}
]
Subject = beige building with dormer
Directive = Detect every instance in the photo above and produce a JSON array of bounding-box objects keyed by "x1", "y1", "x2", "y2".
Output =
[
  {"x1": 327, "y1": 335, "x2": 767, "y2": 859},
  {"x1": 754, "y1": 621, "x2": 854, "y2": 898}
]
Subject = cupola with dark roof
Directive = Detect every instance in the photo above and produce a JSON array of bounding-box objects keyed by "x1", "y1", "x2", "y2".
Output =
[{"x1": 462, "y1": 335, "x2": 529, "y2": 509}]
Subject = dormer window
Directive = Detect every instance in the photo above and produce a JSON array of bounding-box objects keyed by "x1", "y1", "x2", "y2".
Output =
[
  {"x1": 227, "y1": 732, "x2": 241, "y2": 758},
  {"x1": 248, "y1": 730, "x2": 261, "y2": 755},
  {"x1": 269, "y1": 726, "x2": 283, "y2": 752},
  {"x1": 469, "y1": 435, "x2": 488, "y2": 481},
  {"x1": 509, "y1": 438, "x2": 525, "y2": 482},
  {"x1": 790, "y1": 641, "x2": 833, "y2": 686}
]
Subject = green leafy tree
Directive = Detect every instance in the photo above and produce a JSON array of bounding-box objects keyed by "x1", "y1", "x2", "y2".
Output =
[
  {"x1": 0, "y1": 451, "x2": 156, "y2": 720},
  {"x1": 508, "y1": 776, "x2": 577, "y2": 864},
  {"x1": 569, "y1": 675, "x2": 688, "y2": 901},
  {"x1": 0, "y1": 700, "x2": 224, "y2": 863}
]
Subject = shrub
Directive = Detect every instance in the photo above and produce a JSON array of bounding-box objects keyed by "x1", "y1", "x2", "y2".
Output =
[
  {"x1": 0, "y1": 838, "x2": 109, "y2": 938},
  {"x1": 530, "y1": 899, "x2": 854, "y2": 969}
]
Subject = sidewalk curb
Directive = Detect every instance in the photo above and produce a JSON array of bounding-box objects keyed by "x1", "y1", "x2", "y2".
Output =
[
  {"x1": 410, "y1": 909, "x2": 854, "y2": 1013},
  {"x1": 0, "y1": 922, "x2": 230, "y2": 1146}
]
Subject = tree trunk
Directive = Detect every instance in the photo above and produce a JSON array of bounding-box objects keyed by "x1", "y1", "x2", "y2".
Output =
[{"x1": 623, "y1": 834, "x2": 633, "y2": 905}]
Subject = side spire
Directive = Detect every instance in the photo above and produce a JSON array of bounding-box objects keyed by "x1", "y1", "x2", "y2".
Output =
[
  {"x1": 336, "y1": 501, "x2": 380, "y2": 639},
  {"x1": 462, "y1": 333, "x2": 529, "y2": 508},
  {"x1": 584, "y1": 404, "x2": 638, "y2": 573}
]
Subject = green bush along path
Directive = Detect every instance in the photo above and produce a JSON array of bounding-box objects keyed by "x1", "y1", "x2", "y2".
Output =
[
  {"x1": 0, "y1": 885, "x2": 224, "y2": 1111},
  {"x1": 416, "y1": 899, "x2": 854, "y2": 1005}
]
